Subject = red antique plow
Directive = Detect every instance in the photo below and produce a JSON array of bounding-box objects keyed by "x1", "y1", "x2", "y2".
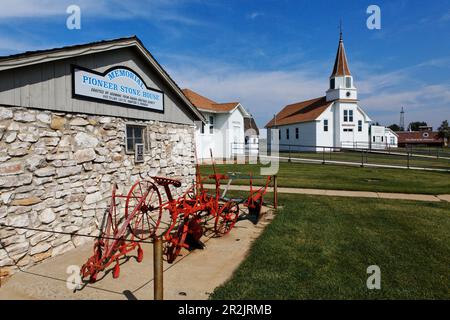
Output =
[
  {"x1": 80, "y1": 181, "x2": 162, "y2": 282},
  {"x1": 81, "y1": 153, "x2": 274, "y2": 282}
]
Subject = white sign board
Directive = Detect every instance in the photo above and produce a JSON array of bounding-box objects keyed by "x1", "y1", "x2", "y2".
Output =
[{"x1": 73, "y1": 66, "x2": 164, "y2": 112}]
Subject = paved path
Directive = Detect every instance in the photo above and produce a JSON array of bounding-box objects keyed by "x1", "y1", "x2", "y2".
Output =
[
  {"x1": 0, "y1": 208, "x2": 275, "y2": 300},
  {"x1": 205, "y1": 184, "x2": 450, "y2": 203}
]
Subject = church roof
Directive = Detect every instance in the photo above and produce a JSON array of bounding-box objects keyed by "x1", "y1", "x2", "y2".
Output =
[
  {"x1": 182, "y1": 88, "x2": 239, "y2": 113},
  {"x1": 265, "y1": 96, "x2": 332, "y2": 128},
  {"x1": 330, "y1": 33, "x2": 351, "y2": 78}
]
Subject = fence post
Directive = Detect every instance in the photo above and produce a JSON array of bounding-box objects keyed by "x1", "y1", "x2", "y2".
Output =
[
  {"x1": 154, "y1": 237, "x2": 163, "y2": 300},
  {"x1": 273, "y1": 175, "x2": 278, "y2": 209},
  {"x1": 322, "y1": 147, "x2": 325, "y2": 164},
  {"x1": 407, "y1": 148, "x2": 410, "y2": 169},
  {"x1": 288, "y1": 145, "x2": 291, "y2": 163},
  {"x1": 361, "y1": 148, "x2": 364, "y2": 167}
]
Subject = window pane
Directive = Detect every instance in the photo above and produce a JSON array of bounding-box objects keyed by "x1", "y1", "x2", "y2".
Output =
[
  {"x1": 127, "y1": 138, "x2": 134, "y2": 152},
  {"x1": 134, "y1": 127, "x2": 142, "y2": 139},
  {"x1": 127, "y1": 126, "x2": 133, "y2": 137}
]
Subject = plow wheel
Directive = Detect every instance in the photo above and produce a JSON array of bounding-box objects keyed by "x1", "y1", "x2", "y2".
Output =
[
  {"x1": 125, "y1": 181, "x2": 163, "y2": 240},
  {"x1": 165, "y1": 218, "x2": 189, "y2": 263},
  {"x1": 214, "y1": 201, "x2": 240, "y2": 235}
]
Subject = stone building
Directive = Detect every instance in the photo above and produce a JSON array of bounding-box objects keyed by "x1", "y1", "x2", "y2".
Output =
[{"x1": 0, "y1": 36, "x2": 204, "y2": 278}]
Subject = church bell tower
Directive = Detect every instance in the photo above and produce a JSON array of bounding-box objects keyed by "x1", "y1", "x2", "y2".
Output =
[{"x1": 326, "y1": 32, "x2": 357, "y2": 102}]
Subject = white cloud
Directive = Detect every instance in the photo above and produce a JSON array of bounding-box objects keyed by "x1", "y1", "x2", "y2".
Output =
[
  {"x1": 165, "y1": 57, "x2": 328, "y2": 127},
  {"x1": 248, "y1": 12, "x2": 263, "y2": 20},
  {"x1": 361, "y1": 84, "x2": 450, "y2": 127},
  {"x1": 440, "y1": 10, "x2": 450, "y2": 22},
  {"x1": 0, "y1": 0, "x2": 205, "y2": 26},
  {"x1": 165, "y1": 54, "x2": 450, "y2": 129}
]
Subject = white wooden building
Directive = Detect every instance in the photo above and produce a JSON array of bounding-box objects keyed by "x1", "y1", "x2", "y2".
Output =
[
  {"x1": 370, "y1": 126, "x2": 398, "y2": 149},
  {"x1": 266, "y1": 33, "x2": 373, "y2": 151},
  {"x1": 183, "y1": 89, "x2": 255, "y2": 159}
]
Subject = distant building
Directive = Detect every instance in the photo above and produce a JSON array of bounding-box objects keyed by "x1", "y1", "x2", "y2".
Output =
[
  {"x1": 370, "y1": 126, "x2": 398, "y2": 149},
  {"x1": 183, "y1": 89, "x2": 257, "y2": 159},
  {"x1": 397, "y1": 131, "x2": 445, "y2": 147},
  {"x1": 265, "y1": 33, "x2": 372, "y2": 151}
]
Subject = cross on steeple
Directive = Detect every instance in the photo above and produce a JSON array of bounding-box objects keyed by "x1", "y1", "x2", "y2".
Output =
[{"x1": 339, "y1": 20, "x2": 343, "y2": 41}]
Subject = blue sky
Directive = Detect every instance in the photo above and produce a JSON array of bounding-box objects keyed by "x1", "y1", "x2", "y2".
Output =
[{"x1": 0, "y1": 0, "x2": 449, "y2": 128}]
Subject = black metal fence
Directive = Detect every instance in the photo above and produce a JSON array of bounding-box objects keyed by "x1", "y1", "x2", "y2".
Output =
[{"x1": 230, "y1": 142, "x2": 450, "y2": 171}]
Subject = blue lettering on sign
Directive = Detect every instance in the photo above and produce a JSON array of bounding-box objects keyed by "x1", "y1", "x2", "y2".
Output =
[
  {"x1": 82, "y1": 75, "x2": 118, "y2": 91},
  {"x1": 75, "y1": 66, "x2": 163, "y2": 111},
  {"x1": 107, "y1": 69, "x2": 145, "y2": 90}
]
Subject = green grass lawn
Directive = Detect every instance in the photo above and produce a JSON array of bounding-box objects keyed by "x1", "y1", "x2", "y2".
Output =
[
  {"x1": 200, "y1": 162, "x2": 450, "y2": 195},
  {"x1": 210, "y1": 194, "x2": 450, "y2": 299}
]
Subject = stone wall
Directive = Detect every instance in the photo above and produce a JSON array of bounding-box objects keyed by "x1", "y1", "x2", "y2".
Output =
[{"x1": 0, "y1": 106, "x2": 195, "y2": 279}]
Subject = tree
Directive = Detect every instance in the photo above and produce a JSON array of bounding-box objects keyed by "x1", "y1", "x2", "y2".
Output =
[
  {"x1": 438, "y1": 120, "x2": 449, "y2": 147},
  {"x1": 388, "y1": 124, "x2": 401, "y2": 132},
  {"x1": 408, "y1": 121, "x2": 428, "y2": 131}
]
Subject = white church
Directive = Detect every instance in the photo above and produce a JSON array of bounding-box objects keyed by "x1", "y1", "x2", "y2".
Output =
[{"x1": 266, "y1": 33, "x2": 391, "y2": 151}]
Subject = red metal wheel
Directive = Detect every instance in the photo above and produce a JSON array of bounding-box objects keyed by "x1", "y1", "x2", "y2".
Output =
[
  {"x1": 165, "y1": 218, "x2": 189, "y2": 263},
  {"x1": 125, "y1": 181, "x2": 162, "y2": 240},
  {"x1": 214, "y1": 201, "x2": 239, "y2": 235}
]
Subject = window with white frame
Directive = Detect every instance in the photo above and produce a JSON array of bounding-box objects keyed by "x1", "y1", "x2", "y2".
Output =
[
  {"x1": 286, "y1": 128, "x2": 290, "y2": 140},
  {"x1": 390, "y1": 137, "x2": 395, "y2": 145},
  {"x1": 126, "y1": 125, "x2": 149, "y2": 154},
  {"x1": 324, "y1": 119, "x2": 329, "y2": 132},
  {"x1": 358, "y1": 120, "x2": 362, "y2": 132},
  {"x1": 344, "y1": 110, "x2": 348, "y2": 122},
  {"x1": 209, "y1": 115, "x2": 214, "y2": 134},
  {"x1": 295, "y1": 127, "x2": 299, "y2": 139},
  {"x1": 349, "y1": 110, "x2": 354, "y2": 122}
]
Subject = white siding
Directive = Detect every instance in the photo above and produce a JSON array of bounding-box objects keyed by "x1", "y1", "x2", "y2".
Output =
[{"x1": 195, "y1": 108, "x2": 245, "y2": 159}]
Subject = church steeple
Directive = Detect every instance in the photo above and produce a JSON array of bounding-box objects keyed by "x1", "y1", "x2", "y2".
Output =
[
  {"x1": 326, "y1": 31, "x2": 357, "y2": 102},
  {"x1": 330, "y1": 33, "x2": 351, "y2": 78}
]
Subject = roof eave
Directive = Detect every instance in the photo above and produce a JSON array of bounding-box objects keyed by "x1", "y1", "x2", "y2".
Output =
[{"x1": 0, "y1": 36, "x2": 205, "y2": 122}]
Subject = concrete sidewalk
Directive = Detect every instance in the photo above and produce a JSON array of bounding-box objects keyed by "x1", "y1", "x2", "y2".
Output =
[
  {"x1": 205, "y1": 184, "x2": 450, "y2": 203},
  {"x1": 0, "y1": 208, "x2": 275, "y2": 300}
]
